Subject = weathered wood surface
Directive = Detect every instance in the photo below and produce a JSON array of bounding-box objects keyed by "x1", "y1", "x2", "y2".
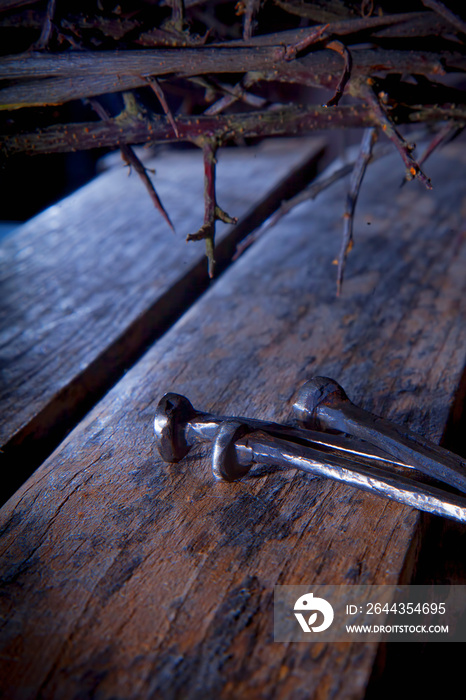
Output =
[
  {"x1": 1, "y1": 144, "x2": 466, "y2": 699},
  {"x1": 0, "y1": 138, "x2": 324, "y2": 500}
]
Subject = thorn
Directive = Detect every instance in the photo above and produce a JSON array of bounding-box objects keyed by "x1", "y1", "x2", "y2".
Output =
[
  {"x1": 215, "y1": 206, "x2": 238, "y2": 225},
  {"x1": 325, "y1": 41, "x2": 352, "y2": 107},
  {"x1": 146, "y1": 76, "x2": 180, "y2": 138},
  {"x1": 421, "y1": 0, "x2": 466, "y2": 36},
  {"x1": 88, "y1": 98, "x2": 174, "y2": 233},
  {"x1": 284, "y1": 24, "x2": 329, "y2": 60},
  {"x1": 121, "y1": 145, "x2": 175, "y2": 232},
  {"x1": 187, "y1": 140, "x2": 237, "y2": 277},
  {"x1": 401, "y1": 123, "x2": 464, "y2": 187}
]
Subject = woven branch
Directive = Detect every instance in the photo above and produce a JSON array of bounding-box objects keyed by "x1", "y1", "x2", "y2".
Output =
[{"x1": 1, "y1": 1, "x2": 465, "y2": 286}]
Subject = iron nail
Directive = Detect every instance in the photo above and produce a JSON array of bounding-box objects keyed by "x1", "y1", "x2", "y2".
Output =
[
  {"x1": 293, "y1": 377, "x2": 466, "y2": 494},
  {"x1": 154, "y1": 391, "x2": 466, "y2": 523},
  {"x1": 154, "y1": 392, "x2": 407, "y2": 470}
]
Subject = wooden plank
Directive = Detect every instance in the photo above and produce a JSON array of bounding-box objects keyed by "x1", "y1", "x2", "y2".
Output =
[
  {"x1": 0, "y1": 138, "x2": 324, "y2": 500},
  {"x1": 1, "y1": 145, "x2": 466, "y2": 699}
]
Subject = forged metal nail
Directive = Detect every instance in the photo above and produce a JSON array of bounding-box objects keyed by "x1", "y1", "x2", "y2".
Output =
[
  {"x1": 229, "y1": 431, "x2": 466, "y2": 523},
  {"x1": 212, "y1": 420, "x2": 254, "y2": 482},
  {"x1": 154, "y1": 392, "x2": 466, "y2": 523},
  {"x1": 154, "y1": 392, "x2": 407, "y2": 469},
  {"x1": 153, "y1": 393, "x2": 198, "y2": 463},
  {"x1": 293, "y1": 377, "x2": 466, "y2": 494}
]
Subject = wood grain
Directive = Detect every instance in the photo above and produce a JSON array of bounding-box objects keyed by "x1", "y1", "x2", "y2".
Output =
[
  {"x1": 0, "y1": 138, "x2": 324, "y2": 500},
  {"x1": 1, "y1": 145, "x2": 466, "y2": 699}
]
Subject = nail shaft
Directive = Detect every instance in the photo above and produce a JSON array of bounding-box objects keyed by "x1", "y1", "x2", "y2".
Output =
[
  {"x1": 185, "y1": 413, "x2": 409, "y2": 468},
  {"x1": 235, "y1": 431, "x2": 466, "y2": 523},
  {"x1": 294, "y1": 378, "x2": 466, "y2": 494}
]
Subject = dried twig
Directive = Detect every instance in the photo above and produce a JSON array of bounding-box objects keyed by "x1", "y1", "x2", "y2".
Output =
[
  {"x1": 5, "y1": 102, "x2": 466, "y2": 159},
  {"x1": 418, "y1": 122, "x2": 464, "y2": 166},
  {"x1": 365, "y1": 86, "x2": 432, "y2": 189},
  {"x1": 186, "y1": 140, "x2": 238, "y2": 277},
  {"x1": 337, "y1": 127, "x2": 378, "y2": 295},
  {"x1": 235, "y1": 141, "x2": 395, "y2": 257},
  {"x1": 88, "y1": 97, "x2": 174, "y2": 233},
  {"x1": 421, "y1": 0, "x2": 466, "y2": 36},
  {"x1": 401, "y1": 122, "x2": 464, "y2": 187},
  {"x1": 203, "y1": 76, "x2": 267, "y2": 115}
]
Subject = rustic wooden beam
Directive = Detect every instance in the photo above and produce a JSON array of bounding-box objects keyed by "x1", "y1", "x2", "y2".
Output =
[
  {"x1": 0, "y1": 144, "x2": 465, "y2": 698},
  {"x1": 0, "y1": 138, "x2": 325, "y2": 501}
]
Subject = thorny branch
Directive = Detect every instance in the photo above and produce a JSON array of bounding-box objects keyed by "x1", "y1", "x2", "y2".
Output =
[
  {"x1": 1, "y1": 2, "x2": 466, "y2": 284},
  {"x1": 365, "y1": 85, "x2": 432, "y2": 189},
  {"x1": 337, "y1": 127, "x2": 378, "y2": 296},
  {"x1": 421, "y1": 0, "x2": 466, "y2": 35},
  {"x1": 4, "y1": 103, "x2": 465, "y2": 158},
  {"x1": 401, "y1": 122, "x2": 464, "y2": 186},
  {"x1": 186, "y1": 140, "x2": 238, "y2": 277},
  {"x1": 235, "y1": 119, "x2": 460, "y2": 292},
  {"x1": 235, "y1": 142, "x2": 392, "y2": 258},
  {"x1": 88, "y1": 97, "x2": 174, "y2": 233},
  {"x1": 2, "y1": 43, "x2": 462, "y2": 111}
]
